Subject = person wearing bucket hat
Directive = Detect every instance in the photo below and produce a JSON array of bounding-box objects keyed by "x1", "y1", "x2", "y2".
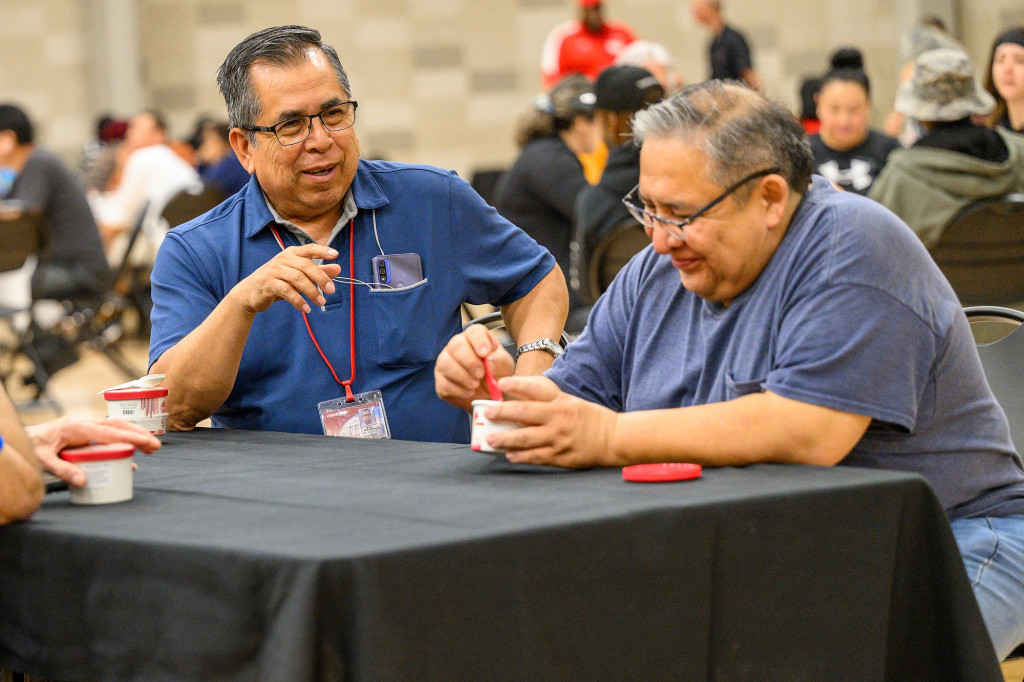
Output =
[
  {"x1": 984, "y1": 26, "x2": 1024, "y2": 133},
  {"x1": 495, "y1": 75, "x2": 600, "y2": 310},
  {"x1": 540, "y1": 0, "x2": 636, "y2": 89},
  {"x1": 869, "y1": 48, "x2": 1024, "y2": 247},
  {"x1": 572, "y1": 65, "x2": 664, "y2": 305}
]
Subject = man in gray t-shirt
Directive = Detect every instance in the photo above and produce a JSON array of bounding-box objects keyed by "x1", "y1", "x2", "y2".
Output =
[
  {"x1": 0, "y1": 103, "x2": 109, "y2": 301},
  {"x1": 435, "y1": 82, "x2": 1024, "y2": 660}
]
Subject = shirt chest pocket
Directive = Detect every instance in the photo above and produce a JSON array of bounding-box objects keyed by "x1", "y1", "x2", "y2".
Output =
[
  {"x1": 724, "y1": 372, "x2": 766, "y2": 401},
  {"x1": 368, "y1": 279, "x2": 447, "y2": 367}
]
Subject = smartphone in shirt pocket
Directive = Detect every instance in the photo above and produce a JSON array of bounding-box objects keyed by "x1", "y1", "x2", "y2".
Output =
[{"x1": 371, "y1": 253, "x2": 423, "y2": 289}]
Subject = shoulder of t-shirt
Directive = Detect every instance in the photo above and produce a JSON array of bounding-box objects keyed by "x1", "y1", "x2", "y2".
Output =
[{"x1": 865, "y1": 130, "x2": 902, "y2": 155}]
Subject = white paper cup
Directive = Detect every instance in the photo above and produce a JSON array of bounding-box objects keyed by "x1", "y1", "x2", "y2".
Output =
[
  {"x1": 102, "y1": 387, "x2": 168, "y2": 434},
  {"x1": 59, "y1": 443, "x2": 135, "y2": 505},
  {"x1": 471, "y1": 400, "x2": 522, "y2": 453}
]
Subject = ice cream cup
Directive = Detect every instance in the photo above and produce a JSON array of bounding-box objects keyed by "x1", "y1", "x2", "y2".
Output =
[
  {"x1": 102, "y1": 386, "x2": 168, "y2": 435},
  {"x1": 471, "y1": 400, "x2": 522, "y2": 453},
  {"x1": 59, "y1": 443, "x2": 135, "y2": 505}
]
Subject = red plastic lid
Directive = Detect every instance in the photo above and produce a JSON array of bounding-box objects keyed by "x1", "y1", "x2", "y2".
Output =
[
  {"x1": 622, "y1": 462, "x2": 702, "y2": 483},
  {"x1": 60, "y1": 442, "x2": 136, "y2": 462},
  {"x1": 102, "y1": 387, "x2": 168, "y2": 400}
]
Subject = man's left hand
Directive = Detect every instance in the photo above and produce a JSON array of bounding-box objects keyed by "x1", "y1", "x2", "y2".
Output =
[
  {"x1": 26, "y1": 417, "x2": 161, "y2": 487},
  {"x1": 483, "y1": 376, "x2": 619, "y2": 468}
]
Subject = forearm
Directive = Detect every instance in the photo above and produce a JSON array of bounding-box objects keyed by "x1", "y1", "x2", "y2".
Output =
[
  {"x1": 0, "y1": 443, "x2": 43, "y2": 524},
  {"x1": 0, "y1": 389, "x2": 43, "y2": 523},
  {"x1": 608, "y1": 391, "x2": 870, "y2": 468},
  {"x1": 151, "y1": 289, "x2": 256, "y2": 430},
  {"x1": 500, "y1": 266, "x2": 569, "y2": 376}
]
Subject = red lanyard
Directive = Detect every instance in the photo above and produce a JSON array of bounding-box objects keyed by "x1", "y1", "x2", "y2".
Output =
[{"x1": 269, "y1": 219, "x2": 357, "y2": 402}]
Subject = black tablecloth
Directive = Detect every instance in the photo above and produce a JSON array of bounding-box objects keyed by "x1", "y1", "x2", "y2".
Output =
[{"x1": 0, "y1": 429, "x2": 1001, "y2": 681}]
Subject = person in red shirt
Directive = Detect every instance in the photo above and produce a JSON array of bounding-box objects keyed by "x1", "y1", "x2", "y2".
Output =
[{"x1": 540, "y1": 0, "x2": 636, "y2": 89}]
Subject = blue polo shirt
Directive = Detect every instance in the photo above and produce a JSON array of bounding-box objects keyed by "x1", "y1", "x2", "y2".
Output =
[{"x1": 149, "y1": 160, "x2": 555, "y2": 441}]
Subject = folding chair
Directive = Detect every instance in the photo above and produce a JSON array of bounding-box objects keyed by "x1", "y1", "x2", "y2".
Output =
[
  {"x1": 0, "y1": 210, "x2": 63, "y2": 410},
  {"x1": 931, "y1": 194, "x2": 1024, "y2": 306},
  {"x1": 963, "y1": 305, "x2": 1024, "y2": 678}
]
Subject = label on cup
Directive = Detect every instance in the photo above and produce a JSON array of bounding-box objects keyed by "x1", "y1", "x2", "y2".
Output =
[
  {"x1": 471, "y1": 400, "x2": 522, "y2": 453},
  {"x1": 79, "y1": 461, "x2": 113, "y2": 488}
]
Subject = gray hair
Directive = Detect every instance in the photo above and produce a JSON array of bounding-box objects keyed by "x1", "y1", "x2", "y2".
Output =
[
  {"x1": 216, "y1": 25, "x2": 352, "y2": 145},
  {"x1": 632, "y1": 80, "x2": 813, "y2": 202}
]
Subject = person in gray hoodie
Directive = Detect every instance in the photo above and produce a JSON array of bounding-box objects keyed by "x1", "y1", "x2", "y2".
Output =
[{"x1": 868, "y1": 48, "x2": 1024, "y2": 248}]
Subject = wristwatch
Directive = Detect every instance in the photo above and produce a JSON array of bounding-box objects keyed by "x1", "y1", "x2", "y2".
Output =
[{"x1": 514, "y1": 338, "x2": 563, "y2": 361}]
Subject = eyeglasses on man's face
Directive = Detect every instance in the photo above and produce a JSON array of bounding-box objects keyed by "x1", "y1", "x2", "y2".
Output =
[
  {"x1": 242, "y1": 101, "x2": 358, "y2": 146},
  {"x1": 622, "y1": 167, "x2": 781, "y2": 241}
]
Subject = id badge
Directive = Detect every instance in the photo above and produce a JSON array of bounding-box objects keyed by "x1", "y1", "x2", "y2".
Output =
[{"x1": 318, "y1": 390, "x2": 391, "y2": 439}]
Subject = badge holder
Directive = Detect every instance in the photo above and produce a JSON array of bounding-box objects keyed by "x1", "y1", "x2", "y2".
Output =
[{"x1": 318, "y1": 390, "x2": 391, "y2": 439}]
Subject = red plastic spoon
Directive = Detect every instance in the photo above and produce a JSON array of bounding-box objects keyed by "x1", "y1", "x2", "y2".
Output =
[{"x1": 482, "y1": 358, "x2": 502, "y2": 401}]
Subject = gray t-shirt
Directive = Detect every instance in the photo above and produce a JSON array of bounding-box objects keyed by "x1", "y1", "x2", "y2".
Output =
[
  {"x1": 10, "y1": 147, "x2": 109, "y2": 281},
  {"x1": 547, "y1": 176, "x2": 1024, "y2": 520}
]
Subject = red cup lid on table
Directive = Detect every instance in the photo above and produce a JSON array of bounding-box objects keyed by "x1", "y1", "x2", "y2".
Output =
[
  {"x1": 622, "y1": 463, "x2": 702, "y2": 482},
  {"x1": 102, "y1": 387, "x2": 168, "y2": 400},
  {"x1": 59, "y1": 443, "x2": 136, "y2": 462}
]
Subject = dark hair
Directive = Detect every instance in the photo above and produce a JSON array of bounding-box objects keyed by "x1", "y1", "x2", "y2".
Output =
[
  {"x1": 514, "y1": 74, "x2": 595, "y2": 147},
  {"x1": 0, "y1": 104, "x2": 34, "y2": 144},
  {"x1": 216, "y1": 25, "x2": 352, "y2": 144},
  {"x1": 984, "y1": 26, "x2": 1024, "y2": 127},
  {"x1": 632, "y1": 80, "x2": 813, "y2": 202},
  {"x1": 820, "y1": 68, "x2": 871, "y2": 98},
  {"x1": 829, "y1": 47, "x2": 864, "y2": 71}
]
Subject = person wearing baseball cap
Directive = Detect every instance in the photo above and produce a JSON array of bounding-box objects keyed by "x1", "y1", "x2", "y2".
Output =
[
  {"x1": 868, "y1": 47, "x2": 1024, "y2": 247},
  {"x1": 540, "y1": 0, "x2": 637, "y2": 89},
  {"x1": 571, "y1": 65, "x2": 664, "y2": 306}
]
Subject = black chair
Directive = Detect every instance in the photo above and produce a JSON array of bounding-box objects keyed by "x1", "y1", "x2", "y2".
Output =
[
  {"x1": 464, "y1": 311, "x2": 573, "y2": 358},
  {"x1": 0, "y1": 211, "x2": 63, "y2": 410},
  {"x1": 931, "y1": 194, "x2": 1024, "y2": 305},
  {"x1": 964, "y1": 305, "x2": 1024, "y2": 676},
  {"x1": 577, "y1": 219, "x2": 648, "y2": 305},
  {"x1": 160, "y1": 183, "x2": 225, "y2": 230},
  {"x1": 469, "y1": 168, "x2": 505, "y2": 208}
]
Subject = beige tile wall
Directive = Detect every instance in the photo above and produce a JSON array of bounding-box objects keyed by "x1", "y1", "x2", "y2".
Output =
[{"x1": 0, "y1": 0, "x2": 1017, "y2": 179}]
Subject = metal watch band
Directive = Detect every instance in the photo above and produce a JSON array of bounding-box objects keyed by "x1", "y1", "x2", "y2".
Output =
[{"x1": 514, "y1": 338, "x2": 563, "y2": 360}]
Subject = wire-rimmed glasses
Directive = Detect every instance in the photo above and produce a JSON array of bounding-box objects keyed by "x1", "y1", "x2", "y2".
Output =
[{"x1": 621, "y1": 167, "x2": 781, "y2": 241}]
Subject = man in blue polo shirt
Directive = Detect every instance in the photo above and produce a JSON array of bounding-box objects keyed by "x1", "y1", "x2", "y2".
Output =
[
  {"x1": 437, "y1": 81, "x2": 1024, "y2": 659},
  {"x1": 148, "y1": 25, "x2": 567, "y2": 442}
]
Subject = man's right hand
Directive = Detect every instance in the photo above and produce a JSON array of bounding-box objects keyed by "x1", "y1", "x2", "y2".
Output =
[
  {"x1": 435, "y1": 324, "x2": 516, "y2": 412},
  {"x1": 231, "y1": 243, "x2": 343, "y2": 314}
]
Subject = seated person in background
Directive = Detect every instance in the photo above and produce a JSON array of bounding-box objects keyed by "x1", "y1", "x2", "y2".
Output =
[
  {"x1": 869, "y1": 48, "x2": 1024, "y2": 248},
  {"x1": 495, "y1": 74, "x2": 600, "y2": 309},
  {"x1": 80, "y1": 115, "x2": 128, "y2": 192},
  {"x1": 436, "y1": 81, "x2": 1024, "y2": 660},
  {"x1": 196, "y1": 121, "x2": 250, "y2": 197},
  {"x1": 797, "y1": 47, "x2": 866, "y2": 135},
  {"x1": 540, "y1": 0, "x2": 636, "y2": 89},
  {"x1": 89, "y1": 109, "x2": 201, "y2": 253},
  {"x1": 883, "y1": 20, "x2": 964, "y2": 146},
  {"x1": 0, "y1": 384, "x2": 160, "y2": 525},
  {"x1": 984, "y1": 27, "x2": 1024, "y2": 134},
  {"x1": 149, "y1": 25, "x2": 567, "y2": 442},
  {"x1": 0, "y1": 104, "x2": 110, "y2": 302},
  {"x1": 809, "y1": 69, "x2": 899, "y2": 195},
  {"x1": 572, "y1": 65, "x2": 664, "y2": 303}
]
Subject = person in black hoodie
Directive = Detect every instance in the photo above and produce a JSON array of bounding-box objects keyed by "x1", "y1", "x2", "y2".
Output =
[
  {"x1": 495, "y1": 74, "x2": 599, "y2": 312},
  {"x1": 571, "y1": 65, "x2": 664, "y2": 306}
]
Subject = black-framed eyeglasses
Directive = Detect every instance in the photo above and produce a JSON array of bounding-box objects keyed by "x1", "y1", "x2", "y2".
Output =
[
  {"x1": 621, "y1": 167, "x2": 781, "y2": 241},
  {"x1": 242, "y1": 101, "x2": 358, "y2": 146}
]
